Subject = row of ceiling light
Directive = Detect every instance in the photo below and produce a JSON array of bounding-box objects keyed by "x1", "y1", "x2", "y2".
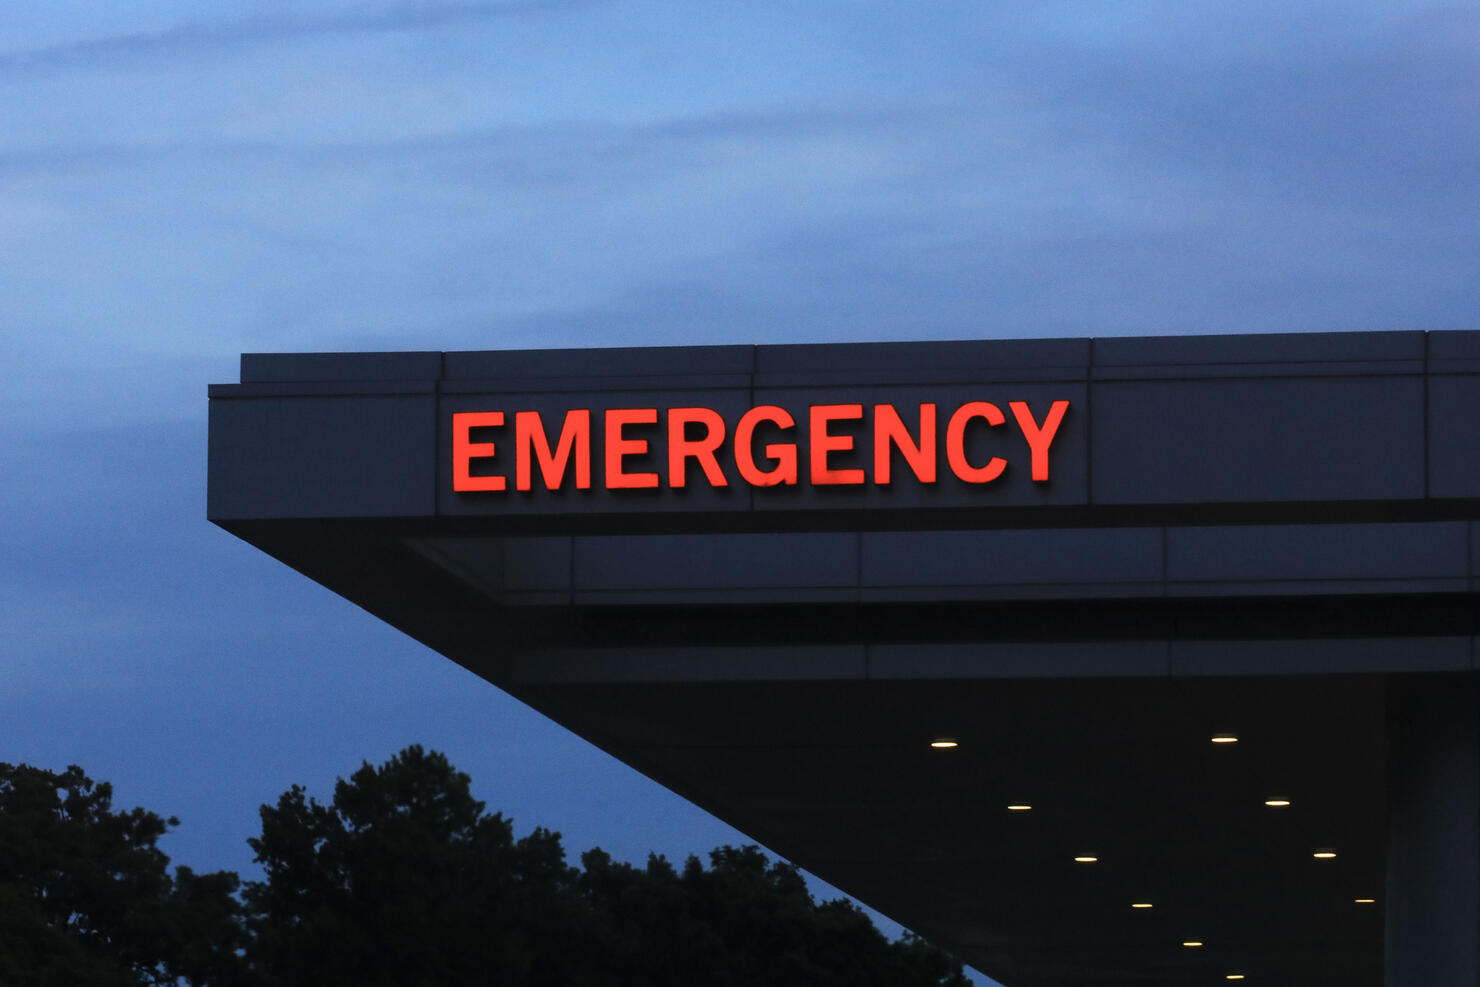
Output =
[{"x1": 927, "y1": 730, "x2": 1376, "y2": 980}]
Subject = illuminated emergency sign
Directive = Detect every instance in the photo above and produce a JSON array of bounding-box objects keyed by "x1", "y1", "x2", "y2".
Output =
[{"x1": 451, "y1": 400, "x2": 1070, "y2": 493}]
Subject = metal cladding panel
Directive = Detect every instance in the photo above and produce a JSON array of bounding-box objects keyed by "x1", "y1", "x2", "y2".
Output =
[
  {"x1": 1091, "y1": 329, "x2": 1423, "y2": 369},
  {"x1": 241, "y1": 351, "x2": 441, "y2": 383},
  {"x1": 867, "y1": 640, "x2": 1172, "y2": 678},
  {"x1": 1424, "y1": 329, "x2": 1480, "y2": 371},
  {"x1": 406, "y1": 524, "x2": 1478, "y2": 607},
  {"x1": 1090, "y1": 374, "x2": 1426, "y2": 505},
  {"x1": 1167, "y1": 522, "x2": 1468, "y2": 583},
  {"x1": 753, "y1": 337, "x2": 1091, "y2": 381},
  {"x1": 208, "y1": 393, "x2": 435, "y2": 519},
  {"x1": 1429, "y1": 375, "x2": 1480, "y2": 499},
  {"x1": 445, "y1": 344, "x2": 755, "y2": 379},
  {"x1": 573, "y1": 533, "x2": 858, "y2": 591},
  {"x1": 1168, "y1": 637, "x2": 1471, "y2": 675},
  {"x1": 861, "y1": 528, "x2": 1163, "y2": 587}
]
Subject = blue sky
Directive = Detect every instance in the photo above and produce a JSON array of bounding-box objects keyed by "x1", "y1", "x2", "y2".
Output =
[{"x1": 2, "y1": 1, "x2": 1477, "y2": 981}]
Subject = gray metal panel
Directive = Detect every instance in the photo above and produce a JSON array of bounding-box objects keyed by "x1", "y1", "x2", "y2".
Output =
[
  {"x1": 1164, "y1": 578, "x2": 1470, "y2": 598},
  {"x1": 502, "y1": 537, "x2": 574, "y2": 591},
  {"x1": 1425, "y1": 330, "x2": 1480, "y2": 373},
  {"x1": 1091, "y1": 375, "x2": 1425, "y2": 504},
  {"x1": 1167, "y1": 523, "x2": 1468, "y2": 583},
  {"x1": 1092, "y1": 330, "x2": 1423, "y2": 368},
  {"x1": 438, "y1": 374, "x2": 753, "y2": 395},
  {"x1": 510, "y1": 645, "x2": 868, "y2": 683},
  {"x1": 1169, "y1": 637, "x2": 1470, "y2": 675},
  {"x1": 1428, "y1": 375, "x2": 1480, "y2": 498},
  {"x1": 573, "y1": 587, "x2": 864, "y2": 605},
  {"x1": 857, "y1": 582, "x2": 1168, "y2": 602},
  {"x1": 1091, "y1": 359, "x2": 1425, "y2": 381},
  {"x1": 573, "y1": 533, "x2": 858, "y2": 591},
  {"x1": 209, "y1": 380, "x2": 437, "y2": 398},
  {"x1": 1385, "y1": 677, "x2": 1480, "y2": 985},
  {"x1": 754, "y1": 337, "x2": 1091, "y2": 374},
  {"x1": 406, "y1": 536, "x2": 573, "y2": 598},
  {"x1": 868, "y1": 641, "x2": 1170, "y2": 678},
  {"x1": 445, "y1": 345, "x2": 754, "y2": 379},
  {"x1": 208, "y1": 393, "x2": 434, "y2": 519},
  {"x1": 241, "y1": 351, "x2": 441, "y2": 383},
  {"x1": 861, "y1": 528, "x2": 1162, "y2": 587}
]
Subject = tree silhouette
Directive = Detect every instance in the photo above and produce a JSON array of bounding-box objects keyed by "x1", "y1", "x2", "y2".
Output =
[
  {"x1": 0, "y1": 762, "x2": 244, "y2": 987},
  {"x1": 579, "y1": 844, "x2": 970, "y2": 987},
  {"x1": 245, "y1": 745, "x2": 970, "y2": 987},
  {"x1": 243, "y1": 745, "x2": 592, "y2": 987},
  {"x1": 1, "y1": 749, "x2": 970, "y2": 986}
]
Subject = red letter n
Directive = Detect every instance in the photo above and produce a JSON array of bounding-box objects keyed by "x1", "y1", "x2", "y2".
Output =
[{"x1": 874, "y1": 403, "x2": 936, "y2": 485}]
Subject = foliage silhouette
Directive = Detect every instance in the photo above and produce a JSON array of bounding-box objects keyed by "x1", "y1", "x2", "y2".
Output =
[
  {"x1": 2, "y1": 748, "x2": 970, "y2": 987},
  {"x1": 244, "y1": 745, "x2": 969, "y2": 987},
  {"x1": 0, "y1": 762, "x2": 244, "y2": 987},
  {"x1": 244, "y1": 745, "x2": 590, "y2": 987}
]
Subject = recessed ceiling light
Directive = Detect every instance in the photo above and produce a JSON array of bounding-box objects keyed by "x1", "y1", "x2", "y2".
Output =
[
  {"x1": 1131, "y1": 902, "x2": 1153, "y2": 909},
  {"x1": 1182, "y1": 941, "x2": 1204, "y2": 948},
  {"x1": 930, "y1": 738, "x2": 958, "y2": 749},
  {"x1": 1313, "y1": 849, "x2": 1337, "y2": 859},
  {"x1": 1354, "y1": 898, "x2": 1376, "y2": 904},
  {"x1": 1006, "y1": 803, "x2": 1032, "y2": 811},
  {"x1": 1264, "y1": 799, "x2": 1291, "y2": 807},
  {"x1": 1073, "y1": 855, "x2": 1098, "y2": 863},
  {"x1": 1211, "y1": 733, "x2": 1239, "y2": 744}
]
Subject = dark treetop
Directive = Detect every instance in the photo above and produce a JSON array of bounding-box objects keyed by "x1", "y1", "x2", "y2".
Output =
[{"x1": 1, "y1": 747, "x2": 969, "y2": 987}]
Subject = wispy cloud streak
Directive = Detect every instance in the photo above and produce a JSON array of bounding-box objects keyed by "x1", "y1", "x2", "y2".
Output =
[
  {"x1": 0, "y1": 105, "x2": 940, "y2": 179},
  {"x1": 0, "y1": 0, "x2": 603, "y2": 74}
]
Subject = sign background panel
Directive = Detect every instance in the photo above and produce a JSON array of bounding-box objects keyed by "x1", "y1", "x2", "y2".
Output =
[
  {"x1": 208, "y1": 392, "x2": 436, "y2": 519},
  {"x1": 1090, "y1": 375, "x2": 1425, "y2": 505}
]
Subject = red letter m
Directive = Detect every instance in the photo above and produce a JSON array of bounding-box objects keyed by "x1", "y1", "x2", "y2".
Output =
[{"x1": 515, "y1": 410, "x2": 591, "y2": 491}]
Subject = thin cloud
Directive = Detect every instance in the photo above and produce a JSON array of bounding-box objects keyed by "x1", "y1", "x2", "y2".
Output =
[
  {"x1": 0, "y1": 0, "x2": 603, "y2": 74},
  {"x1": 0, "y1": 105, "x2": 940, "y2": 181}
]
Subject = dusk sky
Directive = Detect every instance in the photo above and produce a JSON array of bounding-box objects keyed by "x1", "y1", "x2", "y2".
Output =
[{"x1": 4, "y1": 2, "x2": 1478, "y2": 982}]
